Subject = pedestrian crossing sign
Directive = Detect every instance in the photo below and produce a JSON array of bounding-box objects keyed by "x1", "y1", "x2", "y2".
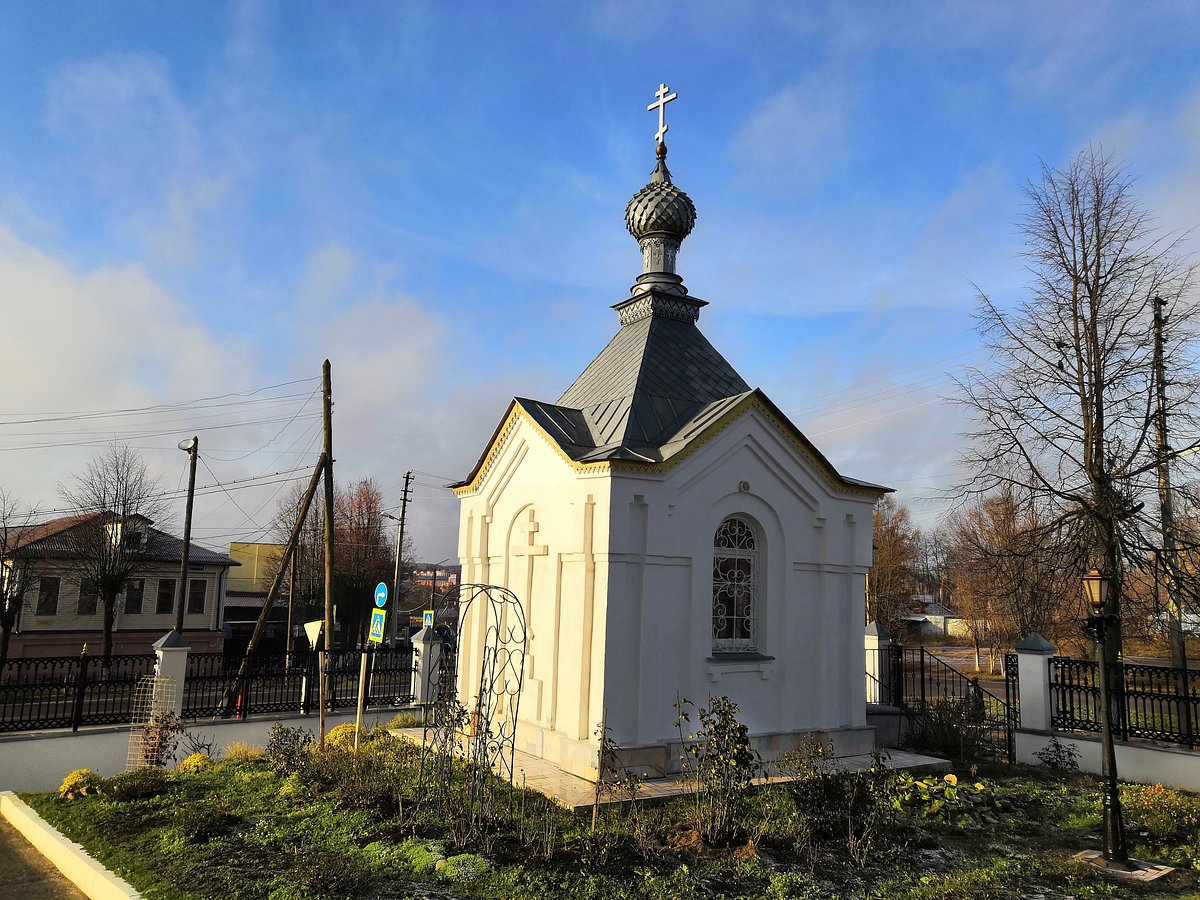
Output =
[
  {"x1": 423, "y1": 609, "x2": 434, "y2": 629},
  {"x1": 368, "y1": 608, "x2": 386, "y2": 644}
]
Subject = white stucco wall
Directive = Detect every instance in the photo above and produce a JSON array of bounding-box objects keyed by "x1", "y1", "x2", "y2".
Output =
[
  {"x1": 456, "y1": 412, "x2": 614, "y2": 774},
  {"x1": 602, "y1": 406, "x2": 877, "y2": 760},
  {"x1": 455, "y1": 402, "x2": 880, "y2": 779},
  {"x1": 1014, "y1": 729, "x2": 1200, "y2": 793}
]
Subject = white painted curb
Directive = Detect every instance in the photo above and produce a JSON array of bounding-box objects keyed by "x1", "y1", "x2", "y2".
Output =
[{"x1": 0, "y1": 791, "x2": 141, "y2": 899}]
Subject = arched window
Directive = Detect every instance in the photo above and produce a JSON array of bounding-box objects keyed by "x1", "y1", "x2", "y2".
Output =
[{"x1": 712, "y1": 516, "x2": 759, "y2": 653}]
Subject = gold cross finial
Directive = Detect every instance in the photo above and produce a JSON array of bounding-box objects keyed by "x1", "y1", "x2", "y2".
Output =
[{"x1": 647, "y1": 82, "x2": 678, "y2": 145}]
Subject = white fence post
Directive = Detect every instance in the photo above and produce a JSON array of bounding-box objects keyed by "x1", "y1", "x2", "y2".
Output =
[
  {"x1": 1015, "y1": 632, "x2": 1056, "y2": 731},
  {"x1": 865, "y1": 621, "x2": 892, "y2": 705},
  {"x1": 412, "y1": 626, "x2": 444, "y2": 706},
  {"x1": 152, "y1": 630, "x2": 190, "y2": 718}
]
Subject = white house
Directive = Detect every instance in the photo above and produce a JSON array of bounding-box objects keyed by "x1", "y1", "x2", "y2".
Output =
[{"x1": 453, "y1": 109, "x2": 888, "y2": 780}]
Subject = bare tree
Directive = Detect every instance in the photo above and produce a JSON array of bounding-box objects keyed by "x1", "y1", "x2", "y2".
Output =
[
  {"x1": 957, "y1": 147, "x2": 1198, "y2": 666},
  {"x1": 943, "y1": 489, "x2": 1086, "y2": 670},
  {"x1": 0, "y1": 490, "x2": 40, "y2": 670},
  {"x1": 266, "y1": 476, "x2": 405, "y2": 649},
  {"x1": 332, "y1": 479, "x2": 394, "y2": 648},
  {"x1": 58, "y1": 445, "x2": 167, "y2": 666},
  {"x1": 867, "y1": 496, "x2": 922, "y2": 632}
]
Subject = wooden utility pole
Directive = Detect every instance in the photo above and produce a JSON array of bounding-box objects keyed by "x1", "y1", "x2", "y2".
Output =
[
  {"x1": 1153, "y1": 296, "x2": 1188, "y2": 674},
  {"x1": 387, "y1": 470, "x2": 413, "y2": 644},
  {"x1": 219, "y1": 453, "x2": 326, "y2": 717},
  {"x1": 174, "y1": 436, "x2": 199, "y2": 634},
  {"x1": 321, "y1": 359, "x2": 336, "y2": 745}
]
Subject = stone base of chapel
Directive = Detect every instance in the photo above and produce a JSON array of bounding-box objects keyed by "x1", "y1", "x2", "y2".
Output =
[{"x1": 516, "y1": 719, "x2": 878, "y2": 782}]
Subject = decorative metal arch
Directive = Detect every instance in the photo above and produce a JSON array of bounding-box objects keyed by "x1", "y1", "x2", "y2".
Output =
[{"x1": 419, "y1": 583, "x2": 526, "y2": 817}]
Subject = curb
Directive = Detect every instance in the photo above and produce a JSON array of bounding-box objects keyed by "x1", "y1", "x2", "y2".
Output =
[{"x1": 0, "y1": 791, "x2": 141, "y2": 899}]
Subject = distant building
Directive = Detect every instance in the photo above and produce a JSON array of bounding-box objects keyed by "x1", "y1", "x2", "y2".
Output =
[
  {"x1": 408, "y1": 564, "x2": 461, "y2": 630},
  {"x1": 4, "y1": 512, "x2": 237, "y2": 656},
  {"x1": 224, "y1": 541, "x2": 291, "y2": 654}
]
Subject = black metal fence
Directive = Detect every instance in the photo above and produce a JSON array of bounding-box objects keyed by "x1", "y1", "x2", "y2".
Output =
[
  {"x1": 1050, "y1": 655, "x2": 1199, "y2": 747},
  {"x1": 0, "y1": 646, "x2": 415, "y2": 733},
  {"x1": 872, "y1": 645, "x2": 1016, "y2": 760},
  {"x1": 0, "y1": 653, "x2": 157, "y2": 733}
]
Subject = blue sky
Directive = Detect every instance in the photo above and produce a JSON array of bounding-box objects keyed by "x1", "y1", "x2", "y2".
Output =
[{"x1": 2, "y1": 1, "x2": 1199, "y2": 560}]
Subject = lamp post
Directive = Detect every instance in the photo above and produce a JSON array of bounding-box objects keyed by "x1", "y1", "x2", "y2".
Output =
[{"x1": 1082, "y1": 568, "x2": 1128, "y2": 868}]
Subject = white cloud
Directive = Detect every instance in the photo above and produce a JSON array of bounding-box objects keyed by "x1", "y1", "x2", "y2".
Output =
[
  {"x1": 0, "y1": 224, "x2": 253, "y2": 513},
  {"x1": 729, "y1": 74, "x2": 853, "y2": 195},
  {"x1": 300, "y1": 244, "x2": 356, "y2": 310},
  {"x1": 42, "y1": 54, "x2": 238, "y2": 266}
]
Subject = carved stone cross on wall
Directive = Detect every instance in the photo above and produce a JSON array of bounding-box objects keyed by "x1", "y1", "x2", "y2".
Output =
[{"x1": 510, "y1": 509, "x2": 548, "y2": 635}]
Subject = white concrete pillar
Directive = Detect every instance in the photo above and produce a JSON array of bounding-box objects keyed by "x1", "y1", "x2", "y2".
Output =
[
  {"x1": 152, "y1": 630, "x2": 190, "y2": 718},
  {"x1": 1015, "y1": 632, "x2": 1056, "y2": 731},
  {"x1": 865, "y1": 621, "x2": 892, "y2": 705},
  {"x1": 412, "y1": 627, "x2": 444, "y2": 705}
]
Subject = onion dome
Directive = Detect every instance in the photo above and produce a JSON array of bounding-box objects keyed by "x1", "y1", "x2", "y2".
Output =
[
  {"x1": 624, "y1": 143, "x2": 697, "y2": 295},
  {"x1": 625, "y1": 143, "x2": 697, "y2": 242}
]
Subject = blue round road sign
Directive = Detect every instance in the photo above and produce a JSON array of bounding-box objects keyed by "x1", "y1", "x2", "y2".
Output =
[{"x1": 374, "y1": 582, "x2": 388, "y2": 608}]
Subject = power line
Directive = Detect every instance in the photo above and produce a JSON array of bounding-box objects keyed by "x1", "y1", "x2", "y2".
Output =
[{"x1": 0, "y1": 378, "x2": 320, "y2": 424}]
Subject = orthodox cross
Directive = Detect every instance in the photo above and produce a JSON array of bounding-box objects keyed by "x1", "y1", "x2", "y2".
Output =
[
  {"x1": 647, "y1": 82, "x2": 677, "y2": 145},
  {"x1": 510, "y1": 509, "x2": 548, "y2": 635}
]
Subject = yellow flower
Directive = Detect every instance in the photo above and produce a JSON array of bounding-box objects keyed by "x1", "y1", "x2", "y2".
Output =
[{"x1": 943, "y1": 773, "x2": 958, "y2": 785}]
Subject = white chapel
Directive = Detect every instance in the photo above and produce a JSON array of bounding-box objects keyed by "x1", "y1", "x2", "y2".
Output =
[{"x1": 451, "y1": 86, "x2": 889, "y2": 779}]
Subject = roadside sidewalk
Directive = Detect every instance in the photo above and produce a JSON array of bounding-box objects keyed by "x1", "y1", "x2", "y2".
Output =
[{"x1": 0, "y1": 816, "x2": 86, "y2": 899}]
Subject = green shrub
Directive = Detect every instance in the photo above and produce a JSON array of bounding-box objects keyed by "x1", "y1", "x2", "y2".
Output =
[
  {"x1": 1033, "y1": 734, "x2": 1081, "y2": 772},
  {"x1": 175, "y1": 752, "x2": 214, "y2": 775},
  {"x1": 270, "y1": 848, "x2": 368, "y2": 898},
  {"x1": 904, "y1": 698, "x2": 993, "y2": 761},
  {"x1": 325, "y1": 722, "x2": 366, "y2": 749},
  {"x1": 1120, "y1": 782, "x2": 1200, "y2": 843},
  {"x1": 786, "y1": 752, "x2": 898, "y2": 867},
  {"x1": 385, "y1": 709, "x2": 425, "y2": 730},
  {"x1": 105, "y1": 767, "x2": 170, "y2": 801},
  {"x1": 58, "y1": 768, "x2": 104, "y2": 800},
  {"x1": 396, "y1": 838, "x2": 447, "y2": 874},
  {"x1": 438, "y1": 852, "x2": 492, "y2": 882},
  {"x1": 674, "y1": 694, "x2": 761, "y2": 845},
  {"x1": 265, "y1": 723, "x2": 315, "y2": 777},
  {"x1": 165, "y1": 795, "x2": 241, "y2": 845},
  {"x1": 299, "y1": 739, "x2": 411, "y2": 816},
  {"x1": 890, "y1": 772, "x2": 1001, "y2": 828}
]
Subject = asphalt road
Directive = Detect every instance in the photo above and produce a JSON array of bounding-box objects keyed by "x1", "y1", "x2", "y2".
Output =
[{"x1": 0, "y1": 818, "x2": 85, "y2": 899}]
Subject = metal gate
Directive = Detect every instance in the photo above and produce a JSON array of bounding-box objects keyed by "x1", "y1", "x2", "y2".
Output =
[{"x1": 419, "y1": 583, "x2": 527, "y2": 818}]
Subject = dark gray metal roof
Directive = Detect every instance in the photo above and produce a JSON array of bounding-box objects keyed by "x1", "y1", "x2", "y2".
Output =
[{"x1": 556, "y1": 294, "x2": 751, "y2": 453}]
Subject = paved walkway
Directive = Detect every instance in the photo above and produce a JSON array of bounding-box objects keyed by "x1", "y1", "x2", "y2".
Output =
[
  {"x1": 396, "y1": 728, "x2": 947, "y2": 812},
  {"x1": 0, "y1": 817, "x2": 85, "y2": 899}
]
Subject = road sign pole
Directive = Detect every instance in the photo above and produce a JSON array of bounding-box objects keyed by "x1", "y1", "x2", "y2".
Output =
[{"x1": 354, "y1": 648, "x2": 369, "y2": 753}]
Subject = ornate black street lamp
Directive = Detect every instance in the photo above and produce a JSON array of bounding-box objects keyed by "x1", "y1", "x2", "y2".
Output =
[{"x1": 1081, "y1": 568, "x2": 1129, "y2": 867}]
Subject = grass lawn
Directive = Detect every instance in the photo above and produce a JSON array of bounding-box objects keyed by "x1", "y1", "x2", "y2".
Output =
[{"x1": 20, "y1": 725, "x2": 1200, "y2": 899}]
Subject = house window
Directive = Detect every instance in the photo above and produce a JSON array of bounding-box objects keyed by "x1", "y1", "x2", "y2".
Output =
[
  {"x1": 156, "y1": 578, "x2": 176, "y2": 615},
  {"x1": 77, "y1": 578, "x2": 100, "y2": 616},
  {"x1": 36, "y1": 576, "x2": 60, "y2": 616},
  {"x1": 125, "y1": 579, "x2": 144, "y2": 615},
  {"x1": 187, "y1": 579, "x2": 206, "y2": 615},
  {"x1": 712, "y1": 516, "x2": 759, "y2": 653}
]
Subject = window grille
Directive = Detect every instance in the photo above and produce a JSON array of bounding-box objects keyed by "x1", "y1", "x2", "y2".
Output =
[{"x1": 712, "y1": 516, "x2": 758, "y2": 652}]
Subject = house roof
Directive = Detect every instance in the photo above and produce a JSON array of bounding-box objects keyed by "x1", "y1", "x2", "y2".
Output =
[{"x1": 9, "y1": 511, "x2": 238, "y2": 567}]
